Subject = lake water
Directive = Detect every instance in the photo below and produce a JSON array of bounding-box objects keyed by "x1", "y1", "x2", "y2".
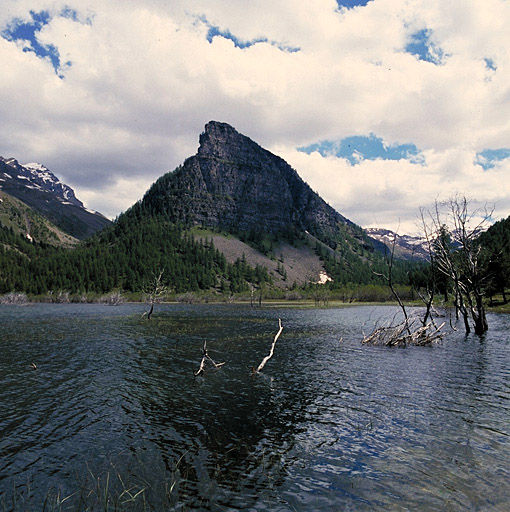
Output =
[{"x1": 1, "y1": 303, "x2": 509, "y2": 511}]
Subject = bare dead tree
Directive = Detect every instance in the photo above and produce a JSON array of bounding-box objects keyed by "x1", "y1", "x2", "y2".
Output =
[
  {"x1": 421, "y1": 195, "x2": 492, "y2": 335},
  {"x1": 373, "y1": 228, "x2": 411, "y2": 334},
  {"x1": 142, "y1": 269, "x2": 168, "y2": 320},
  {"x1": 416, "y1": 207, "x2": 443, "y2": 328},
  {"x1": 362, "y1": 318, "x2": 446, "y2": 347},
  {"x1": 253, "y1": 319, "x2": 283, "y2": 373},
  {"x1": 363, "y1": 228, "x2": 446, "y2": 347}
]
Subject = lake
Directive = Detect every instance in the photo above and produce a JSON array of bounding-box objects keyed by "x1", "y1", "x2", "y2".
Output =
[{"x1": 1, "y1": 303, "x2": 509, "y2": 511}]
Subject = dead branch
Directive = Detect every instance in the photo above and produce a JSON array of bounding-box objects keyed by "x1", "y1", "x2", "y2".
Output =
[
  {"x1": 362, "y1": 317, "x2": 446, "y2": 347},
  {"x1": 194, "y1": 341, "x2": 225, "y2": 377},
  {"x1": 254, "y1": 319, "x2": 283, "y2": 373}
]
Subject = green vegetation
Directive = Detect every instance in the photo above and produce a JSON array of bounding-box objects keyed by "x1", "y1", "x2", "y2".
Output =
[
  {"x1": 0, "y1": 191, "x2": 77, "y2": 247},
  {"x1": 2, "y1": 194, "x2": 510, "y2": 308},
  {"x1": 0, "y1": 211, "x2": 271, "y2": 296}
]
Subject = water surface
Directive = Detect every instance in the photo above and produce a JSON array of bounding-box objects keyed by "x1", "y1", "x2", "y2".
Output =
[{"x1": 1, "y1": 303, "x2": 509, "y2": 510}]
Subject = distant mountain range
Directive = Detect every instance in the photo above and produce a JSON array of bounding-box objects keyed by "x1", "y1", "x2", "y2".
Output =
[
  {"x1": 366, "y1": 228, "x2": 429, "y2": 260},
  {"x1": 0, "y1": 156, "x2": 110, "y2": 241}
]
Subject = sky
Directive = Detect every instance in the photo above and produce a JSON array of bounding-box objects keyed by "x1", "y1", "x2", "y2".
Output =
[{"x1": 1, "y1": 0, "x2": 510, "y2": 234}]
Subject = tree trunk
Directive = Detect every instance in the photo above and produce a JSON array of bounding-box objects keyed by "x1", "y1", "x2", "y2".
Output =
[{"x1": 473, "y1": 294, "x2": 488, "y2": 335}]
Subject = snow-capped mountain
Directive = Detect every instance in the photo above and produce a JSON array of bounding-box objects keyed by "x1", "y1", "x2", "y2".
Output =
[
  {"x1": 0, "y1": 156, "x2": 110, "y2": 239},
  {"x1": 21, "y1": 162, "x2": 84, "y2": 208},
  {"x1": 366, "y1": 227, "x2": 429, "y2": 260}
]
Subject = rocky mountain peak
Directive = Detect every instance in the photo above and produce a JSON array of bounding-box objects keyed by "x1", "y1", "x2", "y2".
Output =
[
  {"x1": 196, "y1": 121, "x2": 274, "y2": 171},
  {"x1": 198, "y1": 121, "x2": 252, "y2": 161},
  {"x1": 142, "y1": 121, "x2": 355, "y2": 242},
  {"x1": 22, "y1": 162, "x2": 83, "y2": 207}
]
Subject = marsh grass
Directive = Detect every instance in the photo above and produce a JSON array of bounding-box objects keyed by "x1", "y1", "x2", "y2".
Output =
[{"x1": 2, "y1": 459, "x2": 182, "y2": 512}]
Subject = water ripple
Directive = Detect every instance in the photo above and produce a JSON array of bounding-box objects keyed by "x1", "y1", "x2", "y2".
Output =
[{"x1": 1, "y1": 304, "x2": 510, "y2": 510}]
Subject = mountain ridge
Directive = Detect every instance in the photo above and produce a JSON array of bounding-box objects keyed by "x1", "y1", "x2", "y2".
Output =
[
  {"x1": 0, "y1": 156, "x2": 111, "y2": 239},
  {"x1": 116, "y1": 120, "x2": 393, "y2": 287}
]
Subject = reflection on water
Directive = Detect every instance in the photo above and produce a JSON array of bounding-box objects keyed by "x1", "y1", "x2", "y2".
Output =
[{"x1": 0, "y1": 303, "x2": 509, "y2": 510}]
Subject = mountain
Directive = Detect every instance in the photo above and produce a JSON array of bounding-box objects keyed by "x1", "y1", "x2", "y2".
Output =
[
  {"x1": 0, "y1": 157, "x2": 111, "y2": 239},
  {"x1": 366, "y1": 228, "x2": 429, "y2": 261},
  {"x1": 140, "y1": 121, "x2": 372, "y2": 248},
  {"x1": 0, "y1": 190, "x2": 78, "y2": 246},
  {"x1": 121, "y1": 121, "x2": 394, "y2": 286},
  {"x1": 1, "y1": 122, "x2": 412, "y2": 296}
]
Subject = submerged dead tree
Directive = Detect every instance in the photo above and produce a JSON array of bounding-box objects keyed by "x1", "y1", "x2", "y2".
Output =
[
  {"x1": 253, "y1": 319, "x2": 283, "y2": 373},
  {"x1": 421, "y1": 196, "x2": 492, "y2": 335},
  {"x1": 363, "y1": 231, "x2": 446, "y2": 347},
  {"x1": 362, "y1": 318, "x2": 446, "y2": 347},
  {"x1": 194, "y1": 341, "x2": 225, "y2": 377},
  {"x1": 142, "y1": 269, "x2": 167, "y2": 320}
]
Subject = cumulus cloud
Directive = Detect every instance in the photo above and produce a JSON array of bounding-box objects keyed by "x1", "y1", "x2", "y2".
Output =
[{"x1": 0, "y1": 0, "x2": 509, "y2": 230}]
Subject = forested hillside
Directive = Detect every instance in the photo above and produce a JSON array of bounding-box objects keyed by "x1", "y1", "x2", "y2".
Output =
[
  {"x1": 479, "y1": 215, "x2": 510, "y2": 303},
  {"x1": 0, "y1": 122, "x2": 425, "y2": 298},
  {"x1": 0, "y1": 213, "x2": 271, "y2": 296}
]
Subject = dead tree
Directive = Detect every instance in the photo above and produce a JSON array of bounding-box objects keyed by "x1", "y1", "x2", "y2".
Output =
[
  {"x1": 142, "y1": 269, "x2": 168, "y2": 320},
  {"x1": 194, "y1": 341, "x2": 225, "y2": 377},
  {"x1": 254, "y1": 319, "x2": 283, "y2": 373},
  {"x1": 363, "y1": 229, "x2": 446, "y2": 347},
  {"x1": 421, "y1": 196, "x2": 492, "y2": 335},
  {"x1": 362, "y1": 318, "x2": 446, "y2": 347},
  {"x1": 373, "y1": 228, "x2": 411, "y2": 335}
]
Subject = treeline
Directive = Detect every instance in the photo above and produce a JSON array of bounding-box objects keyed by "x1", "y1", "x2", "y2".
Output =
[
  {"x1": 4, "y1": 203, "x2": 510, "y2": 302},
  {"x1": 0, "y1": 214, "x2": 271, "y2": 296}
]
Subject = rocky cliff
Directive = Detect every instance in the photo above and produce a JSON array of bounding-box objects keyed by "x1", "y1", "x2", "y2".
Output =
[{"x1": 142, "y1": 121, "x2": 359, "y2": 246}]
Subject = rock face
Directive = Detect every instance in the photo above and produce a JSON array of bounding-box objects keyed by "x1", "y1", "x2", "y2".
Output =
[
  {"x1": 143, "y1": 121, "x2": 354, "y2": 240},
  {"x1": 0, "y1": 156, "x2": 111, "y2": 239}
]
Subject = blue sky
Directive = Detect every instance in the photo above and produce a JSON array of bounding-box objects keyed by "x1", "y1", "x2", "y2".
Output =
[
  {"x1": 205, "y1": 21, "x2": 300, "y2": 53},
  {"x1": 299, "y1": 135, "x2": 424, "y2": 165},
  {"x1": 336, "y1": 0, "x2": 373, "y2": 7},
  {"x1": 405, "y1": 28, "x2": 447, "y2": 65},
  {"x1": 1, "y1": 0, "x2": 510, "y2": 232},
  {"x1": 2, "y1": 10, "x2": 62, "y2": 72}
]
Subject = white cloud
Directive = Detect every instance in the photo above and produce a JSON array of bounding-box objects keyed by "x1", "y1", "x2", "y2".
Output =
[
  {"x1": 274, "y1": 144, "x2": 510, "y2": 234},
  {"x1": 1, "y1": 0, "x2": 510, "y2": 230}
]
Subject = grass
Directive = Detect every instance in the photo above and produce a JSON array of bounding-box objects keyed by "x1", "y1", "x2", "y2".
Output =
[{"x1": 2, "y1": 461, "x2": 179, "y2": 512}]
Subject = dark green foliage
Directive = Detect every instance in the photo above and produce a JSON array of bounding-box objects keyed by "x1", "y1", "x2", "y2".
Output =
[
  {"x1": 479, "y1": 215, "x2": 510, "y2": 303},
  {"x1": 0, "y1": 212, "x2": 270, "y2": 295}
]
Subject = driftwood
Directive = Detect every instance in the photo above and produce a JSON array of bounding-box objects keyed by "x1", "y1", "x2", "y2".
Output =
[
  {"x1": 362, "y1": 318, "x2": 446, "y2": 347},
  {"x1": 194, "y1": 341, "x2": 225, "y2": 377},
  {"x1": 254, "y1": 319, "x2": 283, "y2": 373}
]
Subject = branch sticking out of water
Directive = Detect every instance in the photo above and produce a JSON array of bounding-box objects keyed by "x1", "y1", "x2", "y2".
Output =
[
  {"x1": 254, "y1": 319, "x2": 283, "y2": 373},
  {"x1": 362, "y1": 318, "x2": 446, "y2": 347},
  {"x1": 194, "y1": 341, "x2": 225, "y2": 377}
]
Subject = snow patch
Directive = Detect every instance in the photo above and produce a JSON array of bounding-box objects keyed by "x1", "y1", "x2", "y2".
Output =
[{"x1": 316, "y1": 271, "x2": 333, "y2": 285}]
